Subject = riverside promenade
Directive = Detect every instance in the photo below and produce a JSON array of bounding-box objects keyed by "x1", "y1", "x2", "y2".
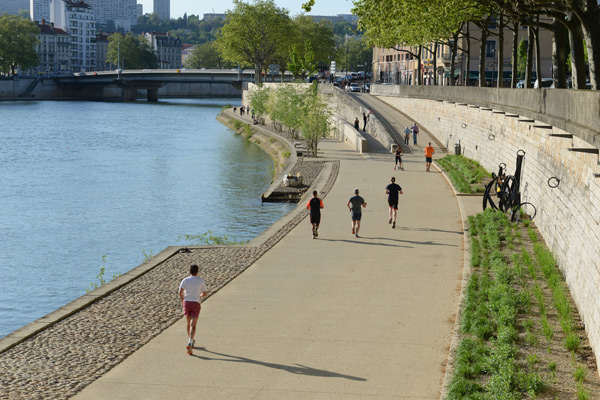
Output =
[{"x1": 71, "y1": 102, "x2": 468, "y2": 399}]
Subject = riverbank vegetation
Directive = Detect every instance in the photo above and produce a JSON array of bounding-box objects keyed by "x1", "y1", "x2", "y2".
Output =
[
  {"x1": 448, "y1": 209, "x2": 599, "y2": 398},
  {"x1": 437, "y1": 154, "x2": 489, "y2": 194},
  {"x1": 249, "y1": 82, "x2": 331, "y2": 156}
]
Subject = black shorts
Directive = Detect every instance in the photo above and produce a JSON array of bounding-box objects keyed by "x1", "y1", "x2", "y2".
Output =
[
  {"x1": 310, "y1": 214, "x2": 321, "y2": 225},
  {"x1": 388, "y1": 199, "x2": 398, "y2": 209},
  {"x1": 395, "y1": 156, "x2": 402, "y2": 163},
  {"x1": 426, "y1": 157, "x2": 433, "y2": 163}
]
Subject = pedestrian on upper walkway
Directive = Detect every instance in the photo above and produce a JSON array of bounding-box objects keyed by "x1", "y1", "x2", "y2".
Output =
[
  {"x1": 362, "y1": 112, "x2": 368, "y2": 131},
  {"x1": 354, "y1": 117, "x2": 360, "y2": 131},
  {"x1": 385, "y1": 177, "x2": 403, "y2": 229},
  {"x1": 411, "y1": 122, "x2": 419, "y2": 145},
  {"x1": 404, "y1": 127, "x2": 411, "y2": 146},
  {"x1": 424, "y1": 142, "x2": 435, "y2": 172},
  {"x1": 306, "y1": 190, "x2": 324, "y2": 239},
  {"x1": 347, "y1": 188, "x2": 367, "y2": 238},
  {"x1": 178, "y1": 264, "x2": 208, "y2": 355}
]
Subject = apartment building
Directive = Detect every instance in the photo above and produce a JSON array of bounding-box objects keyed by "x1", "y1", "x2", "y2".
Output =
[
  {"x1": 372, "y1": 21, "x2": 553, "y2": 86},
  {"x1": 144, "y1": 32, "x2": 181, "y2": 69},
  {"x1": 50, "y1": 0, "x2": 96, "y2": 72},
  {"x1": 34, "y1": 19, "x2": 71, "y2": 74}
]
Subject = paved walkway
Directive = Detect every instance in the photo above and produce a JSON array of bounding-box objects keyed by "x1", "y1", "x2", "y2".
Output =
[{"x1": 73, "y1": 100, "x2": 466, "y2": 400}]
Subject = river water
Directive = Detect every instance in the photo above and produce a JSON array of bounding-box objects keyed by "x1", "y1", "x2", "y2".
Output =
[{"x1": 0, "y1": 98, "x2": 295, "y2": 338}]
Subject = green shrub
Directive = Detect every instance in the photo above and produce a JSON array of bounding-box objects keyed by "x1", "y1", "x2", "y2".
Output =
[
  {"x1": 282, "y1": 150, "x2": 290, "y2": 158},
  {"x1": 565, "y1": 332, "x2": 581, "y2": 352},
  {"x1": 574, "y1": 365, "x2": 587, "y2": 383}
]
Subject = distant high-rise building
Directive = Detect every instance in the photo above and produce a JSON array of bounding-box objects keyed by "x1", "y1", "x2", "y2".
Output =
[
  {"x1": 0, "y1": 0, "x2": 29, "y2": 15},
  {"x1": 50, "y1": 0, "x2": 96, "y2": 72},
  {"x1": 30, "y1": 0, "x2": 51, "y2": 22},
  {"x1": 153, "y1": 0, "x2": 169, "y2": 20},
  {"x1": 86, "y1": 0, "x2": 137, "y2": 31},
  {"x1": 136, "y1": 3, "x2": 142, "y2": 16}
]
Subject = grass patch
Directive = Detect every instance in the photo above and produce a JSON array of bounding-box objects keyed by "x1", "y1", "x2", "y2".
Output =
[
  {"x1": 437, "y1": 154, "x2": 490, "y2": 193},
  {"x1": 448, "y1": 208, "x2": 599, "y2": 398}
]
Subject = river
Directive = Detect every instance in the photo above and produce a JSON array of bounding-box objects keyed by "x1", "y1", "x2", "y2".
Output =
[{"x1": 0, "y1": 98, "x2": 295, "y2": 338}]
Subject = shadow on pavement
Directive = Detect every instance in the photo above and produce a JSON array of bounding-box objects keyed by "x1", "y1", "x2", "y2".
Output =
[{"x1": 191, "y1": 347, "x2": 367, "y2": 381}]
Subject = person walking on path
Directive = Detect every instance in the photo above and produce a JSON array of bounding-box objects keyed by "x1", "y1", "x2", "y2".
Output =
[
  {"x1": 404, "y1": 126, "x2": 411, "y2": 145},
  {"x1": 411, "y1": 122, "x2": 419, "y2": 145},
  {"x1": 347, "y1": 188, "x2": 367, "y2": 238},
  {"x1": 385, "y1": 177, "x2": 403, "y2": 229},
  {"x1": 424, "y1": 142, "x2": 435, "y2": 172},
  {"x1": 306, "y1": 190, "x2": 324, "y2": 238},
  {"x1": 354, "y1": 117, "x2": 360, "y2": 131},
  {"x1": 178, "y1": 264, "x2": 208, "y2": 355},
  {"x1": 362, "y1": 112, "x2": 368, "y2": 131},
  {"x1": 394, "y1": 146, "x2": 404, "y2": 171}
]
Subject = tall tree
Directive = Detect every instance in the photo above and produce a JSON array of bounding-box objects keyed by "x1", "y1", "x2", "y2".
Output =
[
  {"x1": 185, "y1": 42, "x2": 233, "y2": 69},
  {"x1": 107, "y1": 33, "x2": 157, "y2": 69},
  {"x1": 0, "y1": 14, "x2": 40, "y2": 78},
  {"x1": 216, "y1": 0, "x2": 292, "y2": 84}
]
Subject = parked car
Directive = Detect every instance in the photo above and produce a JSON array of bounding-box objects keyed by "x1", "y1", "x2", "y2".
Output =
[
  {"x1": 307, "y1": 76, "x2": 318, "y2": 83},
  {"x1": 533, "y1": 78, "x2": 554, "y2": 88},
  {"x1": 346, "y1": 83, "x2": 361, "y2": 92}
]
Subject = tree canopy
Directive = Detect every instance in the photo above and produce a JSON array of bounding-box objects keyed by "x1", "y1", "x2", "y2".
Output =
[
  {"x1": 216, "y1": 0, "x2": 292, "y2": 84},
  {"x1": 184, "y1": 41, "x2": 235, "y2": 69},
  {"x1": 0, "y1": 14, "x2": 40, "y2": 77},
  {"x1": 106, "y1": 32, "x2": 157, "y2": 69}
]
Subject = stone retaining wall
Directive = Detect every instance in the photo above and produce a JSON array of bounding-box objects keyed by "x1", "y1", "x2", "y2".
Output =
[
  {"x1": 375, "y1": 93, "x2": 600, "y2": 369},
  {"x1": 332, "y1": 88, "x2": 395, "y2": 150}
]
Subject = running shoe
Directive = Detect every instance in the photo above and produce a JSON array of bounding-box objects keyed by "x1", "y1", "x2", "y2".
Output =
[
  {"x1": 186, "y1": 344, "x2": 193, "y2": 355},
  {"x1": 392, "y1": 221, "x2": 396, "y2": 229},
  {"x1": 355, "y1": 234, "x2": 359, "y2": 238},
  {"x1": 389, "y1": 218, "x2": 392, "y2": 224}
]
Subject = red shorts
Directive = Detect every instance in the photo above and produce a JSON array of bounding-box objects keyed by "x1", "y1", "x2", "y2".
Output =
[{"x1": 183, "y1": 301, "x2": 201, "y2": 318}]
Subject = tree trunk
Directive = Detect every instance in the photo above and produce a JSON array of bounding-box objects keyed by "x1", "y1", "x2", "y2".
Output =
[
  {"x1": 432, "y1": 43, "x2": 438, "y2": 85},
  {"x1": 511, "y1": 20, "x2": 519, "y2": 88},
  {"x1": 478, "y1": 24, "x2": 487, "y2": 87},
  {"x1": 579, "y1": 16, "x2": 600, "y2": 89},
  {"x1": 450, "y1": 31, "x2": 459, "y2": 86},
  {"x1": 525, "y1": 27, "x2": 534, "y2": 88},
  {"x1": 255, "y1": 64, "x2": 261, "y2": 85},
  {"x1": 567, "y1": 20, "x2": 587, "y2": 89},
  {"x1": 465, "y1": 24, "x2": 471, "y2": 86},
  {"x1": 534, "y1": 25, "x2": 542, "y2": 83},
  {"x1": 417, "y1": 46, "x2": 423, "y2": 85},
  {"x1": 552, "y1": 20, "x2": 569, "y2": 89},
  {"x1": 497, "y1": 15, "x2": 504, "y2": 87}
]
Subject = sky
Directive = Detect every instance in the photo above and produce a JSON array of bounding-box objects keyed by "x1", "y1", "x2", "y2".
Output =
[{"x1": 138, "y1": 0, "x2": 355, "y2": 20}]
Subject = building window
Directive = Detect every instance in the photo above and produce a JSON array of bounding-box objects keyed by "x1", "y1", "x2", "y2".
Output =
[{"x1": 486, "y1": 40, "x2": 497, "y2": 58}]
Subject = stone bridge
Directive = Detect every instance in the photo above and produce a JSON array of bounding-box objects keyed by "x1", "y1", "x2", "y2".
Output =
[{"x1": 2, "y1": 69, "x2": 292, "y2": 101}]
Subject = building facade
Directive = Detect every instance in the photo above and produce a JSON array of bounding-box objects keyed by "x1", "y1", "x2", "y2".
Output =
[
  {"x1": 152, "y1": 0, "x2": 168, "y2": 20},
  {"x1": 0, "y1": 0, "x2": 29, "y2": 15},
  {"x1": 94, "y1": 29, "x2": 112, "y2": 70},
  {"x1": 85, "y1": 0, "x2": 137, "y2": 31},
  {"x1": 30, "y1": 0, "x2": 51, "y2": 22},
  {"x1": 144, "y1": 32, "x2": 181, "y2": 69},
  {"x1": 50, "y1": 0, "x2": 96, "y2": 72},
  {"x1": 34, "y1": 19, "x2": 71, "y2": 75},
  {"x1": 372, "y1": 22, "x2": 553, "y2": 87}
]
